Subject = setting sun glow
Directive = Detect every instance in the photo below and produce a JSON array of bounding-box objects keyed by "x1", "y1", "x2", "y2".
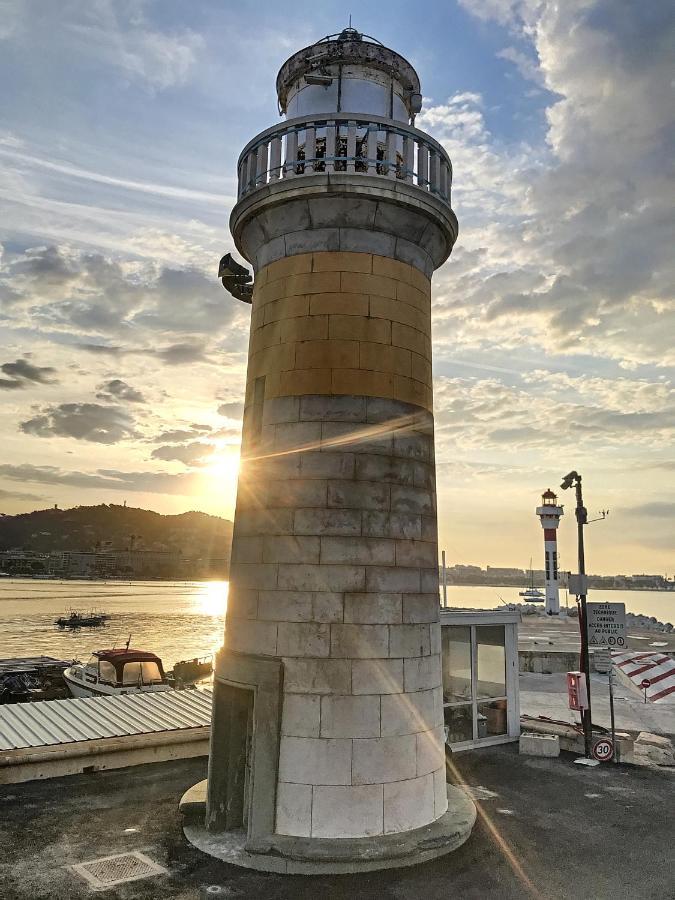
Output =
[{"x1": 195, "y1": 580, "x2": 229, "y2": 617}]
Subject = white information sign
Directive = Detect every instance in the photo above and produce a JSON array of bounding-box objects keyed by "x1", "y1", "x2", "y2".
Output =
[{"x1": 587, "y1": 602, "x2": 626, "y2": 648}]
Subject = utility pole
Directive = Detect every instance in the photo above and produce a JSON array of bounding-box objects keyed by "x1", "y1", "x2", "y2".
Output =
[
  {"x1": 441, "y1": 550, "x2": 447, "y2": 607},
  {"x1": 561, "y1": 471, "x2": 593, "y2": 758}
]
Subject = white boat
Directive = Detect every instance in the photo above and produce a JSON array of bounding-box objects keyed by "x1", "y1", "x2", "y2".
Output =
[
  {"x1": 519, "y1": 559, "x2": 545, "y2": 601},
  {"x1": 64, "y1": 648, "x2": 172, "y2": 698},
  {"x1": 519, "y1": 587, "x2": 545, "y2": 601}
]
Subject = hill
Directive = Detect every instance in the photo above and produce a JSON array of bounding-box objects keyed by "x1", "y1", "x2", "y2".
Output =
[{"x1": 0, "y1": 503, "x2": 233, "y2": 560}]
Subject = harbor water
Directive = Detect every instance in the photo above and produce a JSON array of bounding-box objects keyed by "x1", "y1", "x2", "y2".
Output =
[{"x1": 0, "y1": 579, "x2": 672, "y2": 667}]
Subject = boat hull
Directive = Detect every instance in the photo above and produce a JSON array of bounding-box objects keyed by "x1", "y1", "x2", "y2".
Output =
[{"x1": 63, "y1": 667, "x2": 173, "y2": 699}]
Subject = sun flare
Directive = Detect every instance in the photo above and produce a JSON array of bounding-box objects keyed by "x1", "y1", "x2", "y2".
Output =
[
  {"x1": 206, "y1": 451, "x2": 240, "y2": 483},
  {"x1": 196, "y1": 580, "x2": 229, "y2": 617}
]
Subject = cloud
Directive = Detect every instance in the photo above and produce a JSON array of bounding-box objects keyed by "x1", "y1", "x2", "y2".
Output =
[
  {"x1": 156, "y1": 341, "x2": 209, "y2": 365},
  {"x1": 61, "y1": 0, "x2": 205, "y2": 91},
  {"x1": 151, "y1": 426, "x2": 211, "y2": 444},
  {"x1": 151, "y1": 441, "x2": 216, "y2": 467},
  {"x1": 1, "y1": 245, "x2": 242, "y2": 340},
  {"x1": 0, "y1": 486, "x2": 44, "y2": 501},
  {"x1": 497, "y1": 46, "x2": 544, "y2": 85},
  {"x1": 424, "y1": 1, "x2": 675, "y2": 369},
  {"x1": 434, "y1": 374, "x2": 675, "y2": 452},
  {"x1": 20, "y1": 402, "x2": 137, "y2": 444},
  {"x1": 0, "y1": 462, "x2": 204, "y2": 497},
  {"x1": 96, "y1": 378, "x2": 145, "y2": 403},
  {"x1": 217, "y1": 401, "x2": 244, "y2": 419},
  {"x1": 0, "y1": 357, "x2": 57, "y2": 390},
  {"x1": 627, "y1": 502, "x2": 675, "y2": 519}
]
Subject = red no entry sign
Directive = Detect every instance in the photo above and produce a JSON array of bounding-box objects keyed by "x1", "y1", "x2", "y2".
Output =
[{"x1": 641, "y1": 679, "x2": 652, "y2": 689}]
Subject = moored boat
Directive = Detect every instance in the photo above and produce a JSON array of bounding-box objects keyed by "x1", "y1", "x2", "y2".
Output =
[
  {"x1": 55, "y1": 609, "x2": 108, "y2": 628},
  {"x1": 167, "y1": 655, "x2": 213, "y2": 686},
  {"x1": 519, "y1": 559, "x2": 545, "y2": 601},
  {"x1": 63, "y1": 648, "x2": 172, "y2": 698}
]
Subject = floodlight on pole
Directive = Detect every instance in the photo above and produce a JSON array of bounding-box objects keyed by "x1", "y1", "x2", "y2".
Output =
[{"x1": 560, "y1": 470, "x2": 593, "y2": 758}]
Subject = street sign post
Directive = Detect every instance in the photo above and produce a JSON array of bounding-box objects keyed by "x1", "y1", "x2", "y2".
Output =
[
  {"x1": 586, "y1": 602, "x2": 626, "y2": 649},
  {"x1": 641, "y1": 678, "x2": 651, "y2": 703}
]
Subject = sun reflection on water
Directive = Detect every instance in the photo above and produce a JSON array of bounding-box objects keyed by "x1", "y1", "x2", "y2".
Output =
[{"x1": 195, "y1": 580, "x2": 229, "y2": 617}]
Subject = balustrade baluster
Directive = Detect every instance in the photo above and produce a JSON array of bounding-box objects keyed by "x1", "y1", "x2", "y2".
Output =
[
  {"x1": 439, "y1": 159, "x2": 448, "y2": 200},
  {"x1": 325, "y1": 122, "x2": 336, "y2": 174},
  {"x1": 346, "y1": 121, "x2": 357, "y2": 173},
  {"x1": 402, "y1": 136, "x2": 413, "y2": 183},
  {"x1": 269, "y1": 136, "x2": 282, "y2": 181},
  {"x1": 285, "y1": 129, "x2": 298, "y2": 178},
  {"x1": 305, "y1": 125, "x2": 316, "y2": 173},
  {"x1": 246, "y1": 151, "x2": 257, "y2": 193},
  {"x1": 429, "y1": 151, "x2": 441, "y2": 195},
  {"x1": 417, "y1": 143, "x2": 428, "y2": 188},
  {"x1": 385, "y1": 131, "x2": 397, "y2": 178},
  {"x1": 256, "y1": 143, "x2": 268, "y2": 187},
  {"x1": 366, "y1": 123, "x2": 378, "y2": 175}
]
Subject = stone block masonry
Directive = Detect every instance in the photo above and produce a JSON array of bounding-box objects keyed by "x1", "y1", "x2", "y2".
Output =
[
  {"x1": 224, "y1": 393, "x2": 447, "y2": 838},
  {"x1": 244, "y1": 251, "x2": 434, "y2": 412}
]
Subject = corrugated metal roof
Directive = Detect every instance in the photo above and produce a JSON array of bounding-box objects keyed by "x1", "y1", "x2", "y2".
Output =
[{"x1": 0, "y1": 689, "x2": 213, "y2": 751}]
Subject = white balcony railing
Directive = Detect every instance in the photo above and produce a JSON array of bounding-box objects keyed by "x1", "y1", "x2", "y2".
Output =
[{"x1": 237, "y1": 114, "x2": 452, "y2": 206}]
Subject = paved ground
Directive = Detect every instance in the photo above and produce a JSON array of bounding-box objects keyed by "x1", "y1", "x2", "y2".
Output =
[
  {"x1": 520, "y1": 671, "x2": 675, "y2": 738},
  {"x1": 1, "y1": 747, "x2": 673, "y2": 900},
  {"x1": 518, "y1": 615, "x2": 675, "y2": 654}
]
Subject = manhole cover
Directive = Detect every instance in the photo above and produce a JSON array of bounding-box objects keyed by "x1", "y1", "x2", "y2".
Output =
[{"x1": 70, "y1": 851, "x2": 168, "y2": 890}]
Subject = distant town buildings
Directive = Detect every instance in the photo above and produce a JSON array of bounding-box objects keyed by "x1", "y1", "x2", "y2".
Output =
[
  {"x1": 439, "y1": 564, "x2": 674, "y2": 592},
  {"x1": 0, "y1": 548, "x2": 229, "y2": 579}
]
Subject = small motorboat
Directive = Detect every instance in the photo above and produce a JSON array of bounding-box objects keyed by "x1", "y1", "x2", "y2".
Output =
[
  {"x1": 167, "y1": 655, "x2": 213, "y2": 687},
  {"x1": 55, "y1": 609, "x2": 108, "y2": 629},
  {"x1": 63, "y1": 647, "x2": 172, "y2": 698}
]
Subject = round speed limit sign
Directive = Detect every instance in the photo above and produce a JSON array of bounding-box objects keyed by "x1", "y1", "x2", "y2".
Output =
[{"x1": 592, "y1": 737, "x2": 614, "y2": 762}]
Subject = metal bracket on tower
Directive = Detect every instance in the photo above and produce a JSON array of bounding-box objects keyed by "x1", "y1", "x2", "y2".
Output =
[{"x1": 219, "y1": 253, "x2": 253, "y2": 304}]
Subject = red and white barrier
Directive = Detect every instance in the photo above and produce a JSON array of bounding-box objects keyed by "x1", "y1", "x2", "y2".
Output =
[{"x1": 613, "y1": 650, "x2": 675, "y2": 702}]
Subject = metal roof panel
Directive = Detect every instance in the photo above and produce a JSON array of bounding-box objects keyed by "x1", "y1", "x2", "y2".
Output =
[{"x1": 0, "y1": 689, "x2": 212, "y2": 751}]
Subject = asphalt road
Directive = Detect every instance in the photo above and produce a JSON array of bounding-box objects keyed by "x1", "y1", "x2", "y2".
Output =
[{"x1": 1, "y1": 746, "x2": 672, "y2": 900}]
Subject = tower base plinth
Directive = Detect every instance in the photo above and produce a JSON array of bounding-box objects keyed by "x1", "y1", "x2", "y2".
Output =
[{"x1": 180, "y1": 784, "x2": 475, "y2": 875}]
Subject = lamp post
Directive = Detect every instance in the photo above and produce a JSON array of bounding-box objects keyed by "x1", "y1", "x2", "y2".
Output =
[{"x1": 560, "y1": 470, "x2": 592, "y2": 758}]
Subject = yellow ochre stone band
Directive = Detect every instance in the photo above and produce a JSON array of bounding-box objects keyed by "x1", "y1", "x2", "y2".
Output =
[{"x1": 245, "y1": 251, "x2": 434, "y2": 411}]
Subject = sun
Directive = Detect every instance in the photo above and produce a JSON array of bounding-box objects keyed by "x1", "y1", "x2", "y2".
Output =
[{"x1": 206, "y1": 451, "x2": 240, "y2": 483}]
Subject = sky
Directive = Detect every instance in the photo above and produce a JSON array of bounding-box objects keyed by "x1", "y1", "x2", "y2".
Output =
[{"x1": 0, "y1": 0, "x2": 673, "y2": 576}]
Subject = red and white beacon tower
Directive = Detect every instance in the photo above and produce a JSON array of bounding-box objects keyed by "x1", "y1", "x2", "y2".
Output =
[{"x1": 536, "y1": 489, "x2": 564, "y2": 616}]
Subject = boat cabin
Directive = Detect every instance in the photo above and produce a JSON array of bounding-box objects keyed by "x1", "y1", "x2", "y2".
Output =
[{"x1": 84, "y1": 649, "x2": 167, "y2": 689}]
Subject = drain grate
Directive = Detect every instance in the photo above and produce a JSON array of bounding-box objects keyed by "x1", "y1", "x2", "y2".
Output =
[{"x1": 70, "y1": 851, "x2": 168, "y2": 890}]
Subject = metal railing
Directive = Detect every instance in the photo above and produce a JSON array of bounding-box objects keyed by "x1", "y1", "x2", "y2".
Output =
[{"x1": 236, "y1": 114, "x2": 453, "y2": 206}]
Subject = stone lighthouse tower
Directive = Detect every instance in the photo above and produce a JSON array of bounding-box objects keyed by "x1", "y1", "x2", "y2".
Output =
[
  {"x1": 183, "y1": 27, "x2": 475, "y2": 873},
  {"x1": 536, "y1": 489, "x2": 564, "y2": 615}
]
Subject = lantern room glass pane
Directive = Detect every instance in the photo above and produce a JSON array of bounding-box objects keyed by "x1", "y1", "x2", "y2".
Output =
[
  {"x1": 441, "y1": 625, "x2": 472, "y2": 702},
  {"x1": 476, "y1": 625, "x2": 506, "y2": 700}
]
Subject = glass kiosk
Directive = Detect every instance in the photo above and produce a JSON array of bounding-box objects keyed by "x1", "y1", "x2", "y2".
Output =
[{"x1": 440, "y1": 609, "x2": 520, "y2": 749}]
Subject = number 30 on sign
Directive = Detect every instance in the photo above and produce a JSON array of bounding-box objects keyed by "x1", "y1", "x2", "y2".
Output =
[{"x1": 592, "y1": 737, "x2": 614, "y2": 762}]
